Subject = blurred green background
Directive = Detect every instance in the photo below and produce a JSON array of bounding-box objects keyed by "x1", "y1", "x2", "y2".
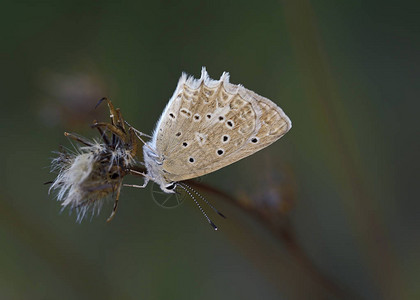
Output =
[{"x1": 1, "y1": 1, "x2": 418, "y2": 299}]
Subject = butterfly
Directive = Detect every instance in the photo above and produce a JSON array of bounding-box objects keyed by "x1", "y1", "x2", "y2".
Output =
[{"x1": 127, "y1": 67, "x2": 292, "y2": 227}]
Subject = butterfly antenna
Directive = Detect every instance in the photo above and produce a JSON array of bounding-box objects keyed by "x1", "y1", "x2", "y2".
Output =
[
  {"x1": 176, "y1": 184, "x2": 218, "y2": 230},
  {"x1": 179, "y1": 183, "x2": 226, "y2": 218}
]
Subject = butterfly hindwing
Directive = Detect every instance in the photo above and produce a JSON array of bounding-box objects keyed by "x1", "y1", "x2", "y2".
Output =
[{"x1": 153, "y1": 68, "x2": 291, "y2": 182}]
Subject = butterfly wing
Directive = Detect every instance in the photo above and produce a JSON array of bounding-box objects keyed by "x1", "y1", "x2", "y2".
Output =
[{"x1": 150, "y1": 67, "x2": 291, "y2": 182}]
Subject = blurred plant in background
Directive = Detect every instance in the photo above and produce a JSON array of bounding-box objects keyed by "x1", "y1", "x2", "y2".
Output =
[{"x1": 38, "y1": 68, "x2": 110, "y2": 128}]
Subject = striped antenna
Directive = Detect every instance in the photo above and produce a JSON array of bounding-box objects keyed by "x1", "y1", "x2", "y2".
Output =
[
  {"x1": 179, "y1": 182, "x2": 226, "y2": 218},
  {"x1": 176, "y1": 183, "x2": 218, "y2": 230}
]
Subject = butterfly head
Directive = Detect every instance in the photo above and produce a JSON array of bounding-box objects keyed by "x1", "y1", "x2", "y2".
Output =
[{"x1": 162, "y1": 182, "x2": 177, "y2": 193}]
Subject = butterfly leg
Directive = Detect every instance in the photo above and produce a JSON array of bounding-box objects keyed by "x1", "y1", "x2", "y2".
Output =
[
  {"x1": 123, "y1": 182, "x2": 148, "y2": 189},
  {"x1": 124, "y1": 169, "x2": 150, "y2": 189},
  {"x1": 130, "y1": 126, "x2": 152, "y2": 140},
  {"x1": 123, "y1": 179, "x2": 149, "y2": 189},
  {"x1": 130, "y1": 126, "x2": 160, "y2": 158}
]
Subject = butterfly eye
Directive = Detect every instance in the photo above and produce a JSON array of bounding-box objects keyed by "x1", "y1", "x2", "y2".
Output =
[
  {"x1": 193, "y1": 114, "x2": 201, "y2": 121},
  {"x1": 169, "y1": 113, "x2": 176, "y2": 119},
  {"x1": 175, "y1": 132, "x2": 181, "y2": 137},
  {"x1": 182, "y1": 142, "x2": 188, "y2": 147},
  {"x1": 222, "y1": 135, "x2": 229, "y2": 143},
  {"x1": 226, "y1": 120, "x2": 234, "y2": 128},
  {"x1": 218, "y1": 116, "x2": 225, "y2": 121},
  {"x1": 217, "y1": 149, "x2": 224, "y2": 156},
  {"x1": 206, "y1": 114, "x2": 212, "y2": 119},
  {"x1": 165, "y1": 182, "x2": 176, "y2": 190},
  {"x1": 189, "y1": 157, "x2": 195, "y2": 163}
]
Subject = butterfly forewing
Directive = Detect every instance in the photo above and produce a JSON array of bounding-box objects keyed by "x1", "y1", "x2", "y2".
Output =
[{"x1": 154, "y1": 68, "x2": 291, "y2": 182}]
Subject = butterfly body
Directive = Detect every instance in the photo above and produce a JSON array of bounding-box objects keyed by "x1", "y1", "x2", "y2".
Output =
[{"x1": 142, "y1": 67, "x2": 291, "y2": 193}]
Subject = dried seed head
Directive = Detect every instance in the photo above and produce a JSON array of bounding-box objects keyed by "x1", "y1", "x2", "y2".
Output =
[
  {"x1": 48, "y1": 98, "x2": 142, "y2": 222},
  {"x1": 49, "y1": 140, "x2": 135, "y2": 222}
]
